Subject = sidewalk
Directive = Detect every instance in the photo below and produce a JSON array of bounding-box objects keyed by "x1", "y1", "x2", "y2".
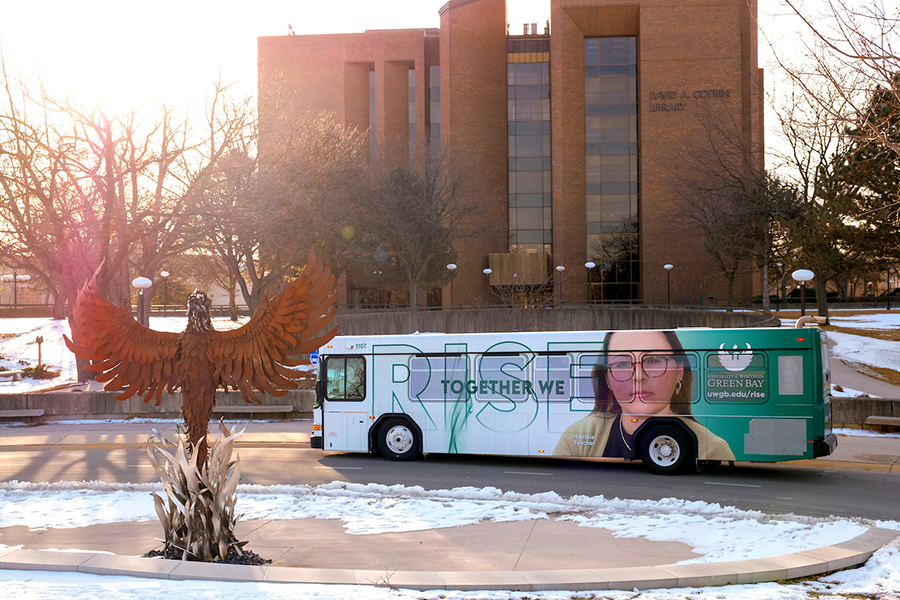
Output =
[
  {"x1": 828, "y1": 337, "x2": 900, "y2": 399},
  {"x1": 0, "y1": 420, "x2": 898, "y2": 590}
]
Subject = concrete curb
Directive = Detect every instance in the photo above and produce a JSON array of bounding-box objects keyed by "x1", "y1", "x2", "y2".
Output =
[{"x1": 0, "y1": 527, "x2": 896, "y2": 591}]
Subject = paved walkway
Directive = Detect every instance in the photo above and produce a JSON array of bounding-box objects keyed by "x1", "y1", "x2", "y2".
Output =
[
  {"x1": 828, "y1": 338, "x2": 900, "y2": 398},
  {"x1": 0, "y1": 421, "x2": 898, "y2": 590}
]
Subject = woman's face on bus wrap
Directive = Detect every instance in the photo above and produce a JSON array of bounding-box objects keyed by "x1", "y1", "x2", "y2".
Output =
[{"x1": 605, "y1": 331, "x2": 684, "y2": 418}]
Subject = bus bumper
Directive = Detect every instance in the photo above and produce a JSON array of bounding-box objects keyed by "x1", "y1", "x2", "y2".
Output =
[
  {"x1": 814, "y1": 433, "x2": 838, "y2": 458},
  {"x1": 310, "y1": 408, "x2": 323, "y2": 449}
]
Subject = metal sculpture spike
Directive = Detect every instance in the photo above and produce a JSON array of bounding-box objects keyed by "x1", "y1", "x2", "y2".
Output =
[{"x1": 65, "y1": 249, "x2": 338, "y2": 465}]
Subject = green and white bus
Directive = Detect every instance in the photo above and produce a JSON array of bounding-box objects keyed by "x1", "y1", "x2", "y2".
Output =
[{"x1": 311, "y1": 326, "x2": 836, "y2": 474}]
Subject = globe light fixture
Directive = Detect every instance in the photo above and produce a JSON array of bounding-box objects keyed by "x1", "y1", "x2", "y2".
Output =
[
  {"x1": 791, "y1": 269, "x2": 814, "y2": 317},
  {"x1": 160, "y1": 271, "x2": 170, "y2": 316},
  {"x1": 664, "y1": 264, "x2": 674, "y2": 306},
  {"x1": 132, "y1": 277, "x2": 152, "y2": 326}
]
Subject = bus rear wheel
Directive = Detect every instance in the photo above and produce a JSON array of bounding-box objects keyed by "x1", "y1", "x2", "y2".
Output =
[
  {"x1": 639, "y1": 425, "x2": 692, "y2": 475},
  {"x1": 377, "y1": 418, "x2": 420, "y2": 461}
]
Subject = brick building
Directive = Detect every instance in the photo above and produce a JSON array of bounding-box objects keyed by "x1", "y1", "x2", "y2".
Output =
[{"x1": 258, "y1": 0, "x2": 763, "y2": 307}]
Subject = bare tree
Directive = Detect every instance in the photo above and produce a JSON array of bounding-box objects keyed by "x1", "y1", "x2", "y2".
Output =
[
  {"x1": 673, "y1": 101, "x2": 776, "y2": 310},
  {"x1": 346, "y1": 150, "x2": 486, "y2": 311},
  {"x1": 772, "y1": 48, "x2": 900, "y2": 314},
  {"x1": 770, "y1": 75, "x2": 859, "y2": 314},
  {"x1": 0, "y1": 66, "x2": 243, "y2": 319},
  {"x1": 781, "y1": 0, "x2": 900, "y2": 156},
  {"x1": 200, "y1": 107, "x2": 365, "y2": 313}
]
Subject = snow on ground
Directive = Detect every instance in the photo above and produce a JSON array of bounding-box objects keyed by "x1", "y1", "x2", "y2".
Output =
[
  {"x1": 827, "y1": 329, "x2": 900, "y2": 375},
  {"x1": 0, "y1": 316, "x2": 250, "y2": 393},
  {"x1": 827, "y1": 310, "x2": 900, "y2": 330},
  {"x1": 0, "y1": 480, "x2": 886, "y2": 560},
  {"x1": 0, "y1": 481, "x2": 897, "y2": 600},
  {"x1": 1, "y1": 313, "x2": 899, "y2": 598}
]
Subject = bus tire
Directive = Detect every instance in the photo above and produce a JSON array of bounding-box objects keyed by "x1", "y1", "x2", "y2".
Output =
[
  {"x1": 377, "y1": 418, "x2": 420, "y2": 461},
  {"x1": 639, "y1": 425, "x2": 691, "y2": 475}
]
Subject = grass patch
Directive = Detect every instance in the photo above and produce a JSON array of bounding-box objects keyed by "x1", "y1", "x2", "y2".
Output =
[
  {"x1": 825, "y1": 324, "x2": 900, "y2": 343},
  {"x1": 22, "y1": 365, "x2": 60, "y2": 380}
]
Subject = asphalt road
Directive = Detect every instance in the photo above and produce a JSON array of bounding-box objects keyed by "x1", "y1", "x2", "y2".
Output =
[{"x1": 2, "y1": 445, "x2": 897, "y2": 522}]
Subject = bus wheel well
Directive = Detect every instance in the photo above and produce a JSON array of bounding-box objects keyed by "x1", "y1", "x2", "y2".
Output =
[{"x1": 370, "y1": 414, "x2": 422, "y2": 460}]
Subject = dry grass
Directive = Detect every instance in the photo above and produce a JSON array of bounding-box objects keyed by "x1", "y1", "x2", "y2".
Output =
[
  {"x1": 825, "y1": 323, "x2": 900, "y2": 343},
  {"x1": 147, "y1": 421, "x2": 246, "y2": 562}
]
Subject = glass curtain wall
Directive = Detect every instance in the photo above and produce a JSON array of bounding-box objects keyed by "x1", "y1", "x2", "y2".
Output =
[
  {"x1": 508, "y1": 37, "x2": 551, "y2": 254},
  {"x1": 428, "y1": 66, "x2": 440, "y2": 154},
  {"x1": 585, "y1": 37, "x2": 639, "y2": 302},
  {"x1": 409, "y1": 68, "x2": 416, "y2": 166},
  {"x1": 369, "y1": 70, "x2": 377, "y2": 160}
]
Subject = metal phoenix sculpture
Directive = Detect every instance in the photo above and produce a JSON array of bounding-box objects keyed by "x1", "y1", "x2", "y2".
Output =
[{"x1": 65, "y1": 249, "x2": 338, "y2": 464}]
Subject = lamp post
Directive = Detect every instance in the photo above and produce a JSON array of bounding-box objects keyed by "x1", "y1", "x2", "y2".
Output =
[
  {"x1": 132, "y1": 277, "x2": 152, "y2": 327},
  {"x1": 791, "y1": 269, "x2": 814, "y2": 317},
  {"x1": 160, "y1": 271, "x2": 169, "y2": 316},
  {"x1": 555, "y1": 265, "x2": 565, "y2": 304},
  {"x1": 664, "y1": 264, "x2": 673, "y2": 306},
  {"x1": 446, "y1": 263, "x2": 457, "y2": 308},
  {"x1": 585, "y1": 261, "x2": 595, "y2": 303},
  {"x1": 887, "y1": 268, "x2": 892, "y2": 310},
  {"x1": 775, "y1": 262, "x2": 783, "y2": 311}
]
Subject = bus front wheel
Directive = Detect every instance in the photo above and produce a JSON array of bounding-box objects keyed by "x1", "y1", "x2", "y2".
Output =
[
  {"x1": 639, "y1": 425, "x2": 692, "y2": 475},
  {"x1": 377, "y1": 418, "x2": 420, "y2": 461}
]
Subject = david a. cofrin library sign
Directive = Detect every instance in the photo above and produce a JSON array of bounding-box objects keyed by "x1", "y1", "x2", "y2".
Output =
[{"x1": 648, "y1": 88, "x2": 733, "y2": 112}]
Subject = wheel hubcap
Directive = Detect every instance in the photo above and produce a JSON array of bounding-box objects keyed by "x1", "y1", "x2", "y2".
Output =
[
  {"x1": 386, "y1": 425, "x2": 413, "y2": 454},
  {"x1": 649, "y1": 435, "x2": 680, "y2": 466}
]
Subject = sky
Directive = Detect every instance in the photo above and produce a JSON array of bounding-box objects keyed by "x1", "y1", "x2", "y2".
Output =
[
  {"x1": 0, "y1": 0, "x2": 554, "y2": 114},
  {"x1": 0, "y1": 0, "x2": 816, "y2": 151}
]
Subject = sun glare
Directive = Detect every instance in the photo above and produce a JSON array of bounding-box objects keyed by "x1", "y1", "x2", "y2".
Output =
[
  {"x1": 1, "y1": 1, "x2": 555, "y2": 115},
  {"x1": 2, "y1": 0, "x2": 260, "y2": 116}
]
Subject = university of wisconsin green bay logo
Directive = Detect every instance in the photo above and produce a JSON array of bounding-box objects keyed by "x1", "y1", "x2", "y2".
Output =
[
  {"x1": 707, "y1": 343, "x2": 766, "y2": 400},
  {"x1": 717, "y1": 343, "x2": 753, "y2": 371}
]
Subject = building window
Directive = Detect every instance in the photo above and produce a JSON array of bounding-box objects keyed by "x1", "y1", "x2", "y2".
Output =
[
  {"x1": 409, "y1": 68, "x2": 416, "y2": 167},
  {"x1": 585, "y1": 37, "x2": 639, "y2": 302},
  {"x1": 369, "y1": 70, "x2": 377, "y2": 160},
  {"x1": 508, "y1": 38, "x2": 551, "y2": 255},
  {"x1": 428, "y1": 65, "x2": 440, "y2": 154}
]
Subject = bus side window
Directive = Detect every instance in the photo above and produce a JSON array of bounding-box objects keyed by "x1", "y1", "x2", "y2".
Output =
[
  {"x1": 409, "y1": 354, "x2": 468, "y2": 402},
  {"x1": 325, "y1": 356, "x2": 366, "y2": 400},
  {"x1": 535, "y1": 354, "x2": 570, "y2": 402},
  {"x1": 778, "y1": 355, "x2": 803, "y2": 396},
  {"x1": 573, "y1": 355, "x2": 600, "y2": 404}
]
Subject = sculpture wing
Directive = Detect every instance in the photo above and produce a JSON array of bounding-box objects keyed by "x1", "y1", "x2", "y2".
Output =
[
  {"x1": 64, "y1": 267, "x2": 182, "y2": 405},
  {"x1": 209, "y1": 248, "x2": 338, "y2": 403}
]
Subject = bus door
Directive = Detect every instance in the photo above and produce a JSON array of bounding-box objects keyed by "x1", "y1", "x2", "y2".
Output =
[{"x1": 320, "y1": 355, "x2": 368, "y2": 452}]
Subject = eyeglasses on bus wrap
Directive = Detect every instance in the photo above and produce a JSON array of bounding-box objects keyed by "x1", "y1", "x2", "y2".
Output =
[{"x1": 606, "y1": 355, "x2": 675, "y2": 382}]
